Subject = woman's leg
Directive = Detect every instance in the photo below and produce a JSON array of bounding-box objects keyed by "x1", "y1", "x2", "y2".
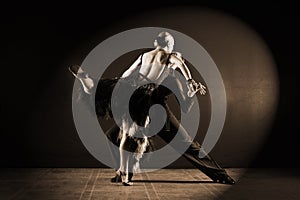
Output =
[
  {"x1": 117, "y1": 118, "x2": 135, "y2": 186},
  {"x1": 69, "y1": 65, "x2": 94, "y2": 94}
]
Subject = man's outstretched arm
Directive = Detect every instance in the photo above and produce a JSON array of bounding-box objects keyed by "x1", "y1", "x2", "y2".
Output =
[
  {"x1": 169, "y1": 54, "x2": 192, "y2": 80},
  {"x1": 169, "y1": 54, "x2": 206, "y2": 96}
]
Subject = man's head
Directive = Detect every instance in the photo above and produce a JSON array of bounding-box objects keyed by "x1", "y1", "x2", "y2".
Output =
[{"x1": 154, "y1": 32, "x2": 175, "y2": 53}]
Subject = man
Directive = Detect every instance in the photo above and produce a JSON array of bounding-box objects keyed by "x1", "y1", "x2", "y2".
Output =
[{"x1": 69, "y1": 31, "x2": 235, "y2": 185}]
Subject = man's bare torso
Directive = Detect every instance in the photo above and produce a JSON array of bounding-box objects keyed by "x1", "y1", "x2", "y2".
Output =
[{"x1": 139, "y1": 49, "x2": 170, "y2": 82}]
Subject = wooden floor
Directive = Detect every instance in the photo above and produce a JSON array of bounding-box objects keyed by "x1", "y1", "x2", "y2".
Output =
[{"x1": 0, "y1": 168, "x2": 299, "y2": 200}]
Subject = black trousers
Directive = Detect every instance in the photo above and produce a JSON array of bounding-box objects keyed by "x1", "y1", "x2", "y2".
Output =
[{"x1": 156, "y1": 102, "x2": 227, "y2": 180}]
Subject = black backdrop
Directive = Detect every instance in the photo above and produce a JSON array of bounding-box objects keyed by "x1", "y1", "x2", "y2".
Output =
[{"x1": 1, "y1": 1, "x2": 299, "y2": 168}]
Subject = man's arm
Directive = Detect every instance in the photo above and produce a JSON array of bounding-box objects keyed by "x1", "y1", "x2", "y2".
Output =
[
  {"x1": 169, "y1": 54, "x2": 206, "y2": 96},
  {"x1": 121, "y1": 55, "x2": 142, "y2": 78},
  {"x1": 169, "y1": 54, "x2": 192, "y2": 80}
]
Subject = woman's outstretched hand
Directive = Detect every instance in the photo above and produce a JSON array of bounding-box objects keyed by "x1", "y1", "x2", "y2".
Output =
[{"x1": 187, "y1": 79, "x2": 206, "y2": 97}]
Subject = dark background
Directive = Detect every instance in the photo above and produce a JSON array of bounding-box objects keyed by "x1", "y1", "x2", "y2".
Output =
[{"x1": 1, "y1": 1, "x2": 299, "y2": 168}]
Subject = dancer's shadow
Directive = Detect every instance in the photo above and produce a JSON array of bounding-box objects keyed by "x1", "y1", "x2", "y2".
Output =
[{"x1": 133, "y1": 180, "x2": 215, "y2": 184}]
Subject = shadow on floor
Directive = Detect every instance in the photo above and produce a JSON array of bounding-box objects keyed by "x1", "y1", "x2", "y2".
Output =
[{"x1": 133, "y1": 179, "x2": 215, "y2": 184}]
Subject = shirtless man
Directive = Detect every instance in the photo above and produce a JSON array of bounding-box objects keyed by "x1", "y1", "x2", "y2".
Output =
[
  {"x1": 121, "y1": 32, "x2": 205, "y2": 95},
  {"x1": 115, "y1": 32, "x2": 206, "y2": 185}
]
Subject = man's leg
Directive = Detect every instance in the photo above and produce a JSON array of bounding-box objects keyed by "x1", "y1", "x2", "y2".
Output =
[{"x1": 156, "y1": 104, "x2": 235, "y2": 184}]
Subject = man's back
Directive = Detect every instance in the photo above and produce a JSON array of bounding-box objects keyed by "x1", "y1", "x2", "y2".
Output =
[{"x1": 139, "y1": 49, "x2": 170, "y2": 82}]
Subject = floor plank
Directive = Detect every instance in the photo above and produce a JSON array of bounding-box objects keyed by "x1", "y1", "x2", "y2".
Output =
[{"x1": 0, "y1": 168, "x2": 298, "y2": 200}]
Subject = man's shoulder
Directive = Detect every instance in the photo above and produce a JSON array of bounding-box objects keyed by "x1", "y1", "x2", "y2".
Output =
[{"x1": 169, "y1": 51, "x2": 184, "y2": 62}]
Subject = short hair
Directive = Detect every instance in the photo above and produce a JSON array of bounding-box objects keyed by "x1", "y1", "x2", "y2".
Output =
[{"x1": 154, "y1": 32, "x2": 175, "y2": 48}]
